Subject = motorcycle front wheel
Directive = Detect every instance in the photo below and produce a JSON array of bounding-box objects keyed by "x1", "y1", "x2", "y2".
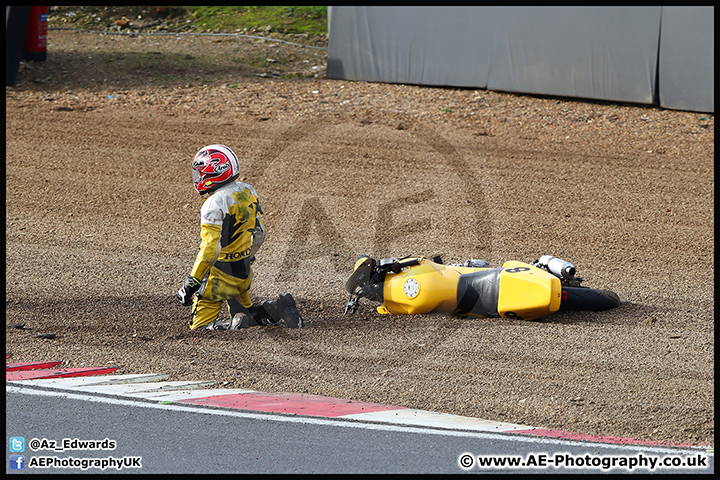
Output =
[{"x1": 559, "y1": 287, "x2": 621, "y2": 311}]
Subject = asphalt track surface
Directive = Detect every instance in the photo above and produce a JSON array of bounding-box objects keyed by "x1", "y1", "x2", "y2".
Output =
[{"x1": 6, "y1": 367, "x2": 714, "y2": 474}]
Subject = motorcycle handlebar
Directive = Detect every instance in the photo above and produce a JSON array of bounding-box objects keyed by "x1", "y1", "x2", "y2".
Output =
[
  {"x1": 383, "y1": 258, "x2": 420, "y2": 274},
  {"x1": 397, "y1": 258, "x2": 420, "y2": 269}
]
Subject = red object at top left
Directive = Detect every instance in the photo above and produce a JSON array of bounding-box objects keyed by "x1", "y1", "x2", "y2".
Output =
[{"x1": 24, "y1": 6, "x2": 48, "y2": 62}]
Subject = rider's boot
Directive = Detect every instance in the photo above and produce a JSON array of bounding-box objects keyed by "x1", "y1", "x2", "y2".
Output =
[
  {"x1": 230, "y1": 312, "x2": 250, "y2": 330},
  {"x1": 227, "y1": 301, "x2": 260, "y2": 329},
  {"x1": 204, "y1": 318, "x2": 230, "y2": 330},
  {"x1": 249, "y1": 293, "x2": 304, "y2": 328}
]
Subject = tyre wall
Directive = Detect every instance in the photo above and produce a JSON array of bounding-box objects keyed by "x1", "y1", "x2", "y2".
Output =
[{"x1": 327, "y1": 6, "x2": 713, "y2": 113}]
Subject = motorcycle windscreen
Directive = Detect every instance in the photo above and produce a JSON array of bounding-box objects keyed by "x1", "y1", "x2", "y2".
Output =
[
  {"x1": 455, "y1": 268, "x2": 503, "y2": 317},
  {"x1": 345, "y1": 257, "x2": 375, "y2": 294}
]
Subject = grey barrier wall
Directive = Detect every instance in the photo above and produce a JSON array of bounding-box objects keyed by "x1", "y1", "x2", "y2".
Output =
[
  {"x1": 327, "y1": 6, "x2": 714, "y2": 113},
  {"x1": 657, "y1": 7, "x2": 714, "y2": 113},
  {"x1": 485, "y1": 7, "x2": 661, "y2": 105}
]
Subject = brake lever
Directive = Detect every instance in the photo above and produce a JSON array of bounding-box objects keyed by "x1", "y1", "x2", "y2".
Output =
[{"x1": 344, "y1": 293, "x2": 359, "y2": 315}]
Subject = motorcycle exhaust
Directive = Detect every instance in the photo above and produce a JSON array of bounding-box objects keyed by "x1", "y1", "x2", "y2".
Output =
[{"x1": 536, "y1": 255, "x2": 576, "y2": 279}]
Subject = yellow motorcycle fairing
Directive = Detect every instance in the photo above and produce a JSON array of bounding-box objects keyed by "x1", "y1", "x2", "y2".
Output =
[
  {"x1": 495, "y1": 261, "x2": 562, "y2": 320},
  {"x1": 381, "y1": 258, "x2": 466, "y2": 315},
  {"x1": 377, "y1": 258, "x2": 562, "y2": 321}
]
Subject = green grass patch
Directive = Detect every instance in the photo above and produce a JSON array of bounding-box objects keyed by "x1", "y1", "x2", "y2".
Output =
[
  {"x1": 183, "y1": 6, "x2": 327, "y2": 35},
  {"x1": 49, "y1": 6, "x2": 328, "y2": 39}
]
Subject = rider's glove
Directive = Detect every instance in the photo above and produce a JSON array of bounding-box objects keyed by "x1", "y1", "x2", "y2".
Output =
[{"x1": 177, "y1": 276, "x2": 202, "y2": 306}]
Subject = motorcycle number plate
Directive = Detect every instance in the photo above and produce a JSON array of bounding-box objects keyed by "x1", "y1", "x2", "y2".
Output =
[{"x1": 403, "y1": 278, "x2": 419, "y2": 298}]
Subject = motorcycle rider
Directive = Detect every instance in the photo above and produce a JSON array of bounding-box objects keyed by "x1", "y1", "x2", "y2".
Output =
[{"x1": 176, "y1": 144, "x2": 304, "y2": 329}]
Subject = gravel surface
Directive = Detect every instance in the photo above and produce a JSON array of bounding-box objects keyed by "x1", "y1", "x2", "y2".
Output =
[{"x1": 6, "y1": 29, "x2": 714, "y2": 447}]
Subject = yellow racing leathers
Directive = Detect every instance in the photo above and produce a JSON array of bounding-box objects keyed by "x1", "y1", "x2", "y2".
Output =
[{"x1": 188, "y1": 180, "x2": 265, "y2": 329}]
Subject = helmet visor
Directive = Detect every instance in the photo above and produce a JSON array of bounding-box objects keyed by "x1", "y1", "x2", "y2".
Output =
[{"x1": 191, "y1": 166, "x2": 202, "y2": 185}]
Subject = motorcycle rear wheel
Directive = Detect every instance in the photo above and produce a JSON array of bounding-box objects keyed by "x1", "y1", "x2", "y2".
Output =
[{"x1": 560, "y1": 287, "x2": 621, "y2": 311}]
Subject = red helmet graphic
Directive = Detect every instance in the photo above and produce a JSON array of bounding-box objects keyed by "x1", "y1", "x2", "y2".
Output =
[{"x1": 192, "y1": 144, "x2": 240, "y2": 194}]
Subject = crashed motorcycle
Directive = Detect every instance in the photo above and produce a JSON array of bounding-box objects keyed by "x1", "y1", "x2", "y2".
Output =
[{"x1": 344, "y1": 255, "x2": 620, "y2": 321}]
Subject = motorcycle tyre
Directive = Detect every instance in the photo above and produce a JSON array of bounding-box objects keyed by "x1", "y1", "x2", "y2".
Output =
[{"x1": 560, "y1": 287, "x2": 621, "y2": 311}]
